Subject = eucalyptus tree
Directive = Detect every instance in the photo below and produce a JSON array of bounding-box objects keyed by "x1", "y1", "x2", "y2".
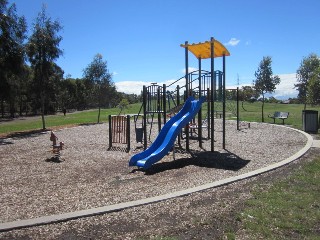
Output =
[
  {"x1": 26, "y1": 5, "x2": 62, "y2": 129},
  {"x1": 295, "y1": 53, "x2": 320, "y2": 109},
  {"x1": 0, "y1": 0, "x2": 27, "y2": 117},
  {"x1": 83, "y1": 54, "x2": 113, "y2": 123},
  {"x1": 253, "y1": 56, "x2": 280, "y2": 122}
]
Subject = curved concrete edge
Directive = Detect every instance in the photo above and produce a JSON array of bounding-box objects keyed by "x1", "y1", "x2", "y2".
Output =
[{"x1": 0, "y1": 126, "x2": 314, "y2": 232}]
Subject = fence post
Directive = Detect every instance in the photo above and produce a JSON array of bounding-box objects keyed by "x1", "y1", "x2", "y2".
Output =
[
  {"x1": 108, "y1": 115, "x2": 112, "y2": 149},
  {"x1": 126, "y1": 115, "x2": 130, "y2": 152}
]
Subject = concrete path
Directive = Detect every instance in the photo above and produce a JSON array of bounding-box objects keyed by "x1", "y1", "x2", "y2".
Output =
[{"x1": 312, "y1": 139, "x2": 320, "y2": 148}]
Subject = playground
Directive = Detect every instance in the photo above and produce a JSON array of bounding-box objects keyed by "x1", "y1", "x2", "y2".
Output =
[
  {"x1": 0, "y1": 120, "x2": 309, "y2": 222},
  {"x1": 0, "y1": 37, "x2": 317, "y2": 238}
]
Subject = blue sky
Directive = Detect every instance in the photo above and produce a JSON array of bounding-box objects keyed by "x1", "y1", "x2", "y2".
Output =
[{"x1": 9, "y1": 0, "x2": 320, "y2": 98}]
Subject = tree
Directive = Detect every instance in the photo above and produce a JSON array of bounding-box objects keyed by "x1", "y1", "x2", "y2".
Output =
[
  {"x1": 306, "y1": 66, "x2": 320, "y2": 105},
  {"x1": 83, "y1": 54, "x2": 113, "y2": 123},
  {"x1": 0, "y1": 0, "x2": 27, "y2": 117},
  {"x1": 253, "y1": 56, "x2": 280, "y2": 122},
  {"x1": 117, "y1": 98, "x2": 129, "y2": 115},
  {"x1": 295, "y1": 53, "x2": 320, "y2": 109},
  {"x1": 239, "y1": 85, "x2": 259, "y2": 110},
  {"x1": 26, "y1": 5, "x2": 62, "y2": 129}
]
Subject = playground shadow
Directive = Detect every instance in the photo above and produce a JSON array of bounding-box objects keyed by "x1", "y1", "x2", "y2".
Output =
[
  {"x1": 45, "y1": 156, "x2": 65, "y2": 163},
  {"x1": 108, "y1": 146, "x2": 130, "y2": 153},
  {"x1": 144, "y1": 150, "x2": 250, "y2": 175},
  {"x1": 0, "y1": 139, "x2": 14, "y2": 145},
  {"x1": 0, "y1": 129, "x2": 49, "y2": 141}
]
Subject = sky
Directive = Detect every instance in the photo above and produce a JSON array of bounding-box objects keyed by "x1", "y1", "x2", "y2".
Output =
[{"x1": 8, "y1": 0, "x2": 320, "y2": 99}]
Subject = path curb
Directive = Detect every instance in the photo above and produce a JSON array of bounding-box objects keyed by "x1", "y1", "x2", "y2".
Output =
[{"x1": 0, "y1": 126, "x2": 315, "y2": 232}]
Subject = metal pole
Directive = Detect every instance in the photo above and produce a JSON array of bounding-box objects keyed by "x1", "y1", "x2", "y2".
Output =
[
  {"x1": 177, "y1": 85, "x2": 181, "y2": 147},
  {"x1": 237, "y1": 87, "x2": 240, "y2": 130},
  {"x1": 210, "y1": 37, "x2": 215, "y2": 152},
  {"x1": 198, "y1": 57, "x2": 202, "y2": 148},
  {"x1": 207, "y1": 88, "x2": 210, "y2": 139},
  {"x1": 157, "y1": 86, "x2": 161, "y2": 133},
  {"x1": 163, "y1": 84, "x2": 166, "y2": 124},
  {"x1": 222, "y1": 54, "x2": 226, "y2": 149},
  {"x1": 185, "y1": 41, "x2": 190, "y2": 151},
  {"x1": 185, "y1": 41, "x2": 189, "y2": 96},
  {"x1": 143, "y1": 85, "x2": 147, "y2": 150}
]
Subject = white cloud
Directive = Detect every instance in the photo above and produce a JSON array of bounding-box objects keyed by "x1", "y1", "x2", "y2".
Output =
[
  {"x1": 115, "y1": 73, "x2": 298, "y2": 100},
  {"x1": 115, "y1": 81, "x2": 146, "y2": 95},
  {"x1": 181, "y1": 67, "x2": 198, "y2": 74},
  {"x1": 273, "y1": 73, "x2": 298, "y2": 99},
  {"x1": 225, "y1": 38, "x2": 240, "y2": 46},
  {"x1": 115, "y1": 78, "x2": 185, "y2": 95}
]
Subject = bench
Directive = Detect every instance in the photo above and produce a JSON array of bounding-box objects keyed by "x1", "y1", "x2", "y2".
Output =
[{"x1": 268, "y1": 111, "x2": 289, "y2": 124}]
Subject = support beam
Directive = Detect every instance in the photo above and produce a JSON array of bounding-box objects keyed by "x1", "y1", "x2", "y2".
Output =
[
  {"x1": 185, "y1": 41, "x2": 190, "y2": 151},
  {"x1": 210, "y1": 37, "x2": 215, "y2": 152},
  {"x1": 198, "y1": 57, "x2": 202, "y2": 148},
  {"x1": 222, "y1": 54, "x2": 226, "y2": 149}
]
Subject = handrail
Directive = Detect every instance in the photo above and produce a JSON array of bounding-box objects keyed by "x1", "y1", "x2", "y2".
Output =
[{"x1": 167, "y1": 70, "x2": 211, "y2": 88}]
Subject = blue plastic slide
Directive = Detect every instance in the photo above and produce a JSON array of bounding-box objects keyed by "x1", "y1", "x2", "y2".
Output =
[{"x1": 129, "y1": 96, "x2": 206, "y2": 169}]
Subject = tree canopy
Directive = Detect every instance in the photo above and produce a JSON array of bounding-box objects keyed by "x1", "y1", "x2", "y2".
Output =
[
  {"x1": 253, "y1": 56, "x2": 280, "y2": 122},
  {"x1": 295, "y1": 53, "x2": 320, "y2": 108},
  {"x1": 306, "y1": 66, "x2": 320, "y2": 106},
  {"x1": 0, "y1": 1, "x2": 140, "y2": 120},
  {"x1": 83, "y1": 54, "x2": 113, "y2": 123},
  {"x1": 0, "y1": 0, "x2": 27, "y2": 117},
  {"x1": 26, "y1": 5, "x2": 63, "y2": 129}
]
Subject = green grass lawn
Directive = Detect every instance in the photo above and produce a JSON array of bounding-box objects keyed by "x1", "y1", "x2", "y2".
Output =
[
  {"x1": 0, "y1": 103, "x2": 142, "y2": 135},
  {"x1": 239, "y1": 155, "x2": 320, "y2": 239},
  {"x1": 238, "y1": 101, "x2": 320, "y2": 129},
  {"x1": 0, "y1": 101, "x2": 319, "y2": 135}
]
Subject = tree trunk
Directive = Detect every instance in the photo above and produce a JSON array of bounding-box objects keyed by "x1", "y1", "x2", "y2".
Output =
[
  {"x1": 41, "y1": 92, "x2": 46, "y2": 130},
  {"x1": 97, "y1": 85, "x2": 101, "y2": 123},
  {"x1": 19, "y1": 95, "x2": 23, "y2": 117},
  {"x1": 1, "y1": 98, "x2": 4, "y2": 118},
  {"x1": 97, "y1": 106, "x2": 101, "y2": 123},
  {"x1": 241, "y1": 101, "x2": 247, "y2": 111},
  {"x1": 261, "y1": 95, "x2": 265, "y2": 122},
  {"x1": 304, "y1": 92, "x2": 307, "y2": 110}
]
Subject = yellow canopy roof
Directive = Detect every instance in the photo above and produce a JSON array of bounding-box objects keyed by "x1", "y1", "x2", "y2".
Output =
[{"x1": 180, "y1": 39, "x2": 230, "y2": 59}]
